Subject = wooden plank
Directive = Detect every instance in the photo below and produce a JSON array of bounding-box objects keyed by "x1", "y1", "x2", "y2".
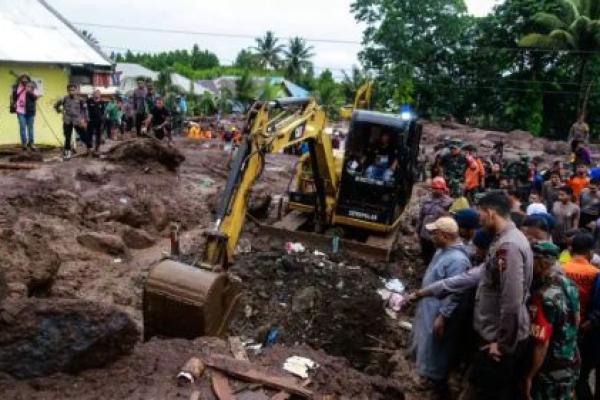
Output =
[
  {"x1": 204, "y1": 355, "x2": 312, "y2": 399},
  {"x1": 270, "y1": 392, "x2": 291, "y2": 400},
  {"x1": 229, "y1": 336, "x2": 250, "y2": 362},
  {"x1": 0, "y1": 162, "x2": 39, "y2": 170},
  {"x1": 212, "y1": 371, "x2": 236, "y2": 400}
]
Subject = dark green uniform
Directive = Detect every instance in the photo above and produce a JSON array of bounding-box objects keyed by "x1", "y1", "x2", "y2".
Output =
[
  {"x1": 529, "y1": 271, "x2": 580, "y2": 400},
  {"x1": 441, "y1": 152, "x2": 467, "y2": 197}
]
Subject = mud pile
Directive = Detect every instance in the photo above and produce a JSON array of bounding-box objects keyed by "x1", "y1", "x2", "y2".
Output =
[
  {"x1": 105, "y1": 138, "x2": 185, "y2": 171},
  {"x1": 229, "y1": 249, "x2": 402, "y2": 373}
]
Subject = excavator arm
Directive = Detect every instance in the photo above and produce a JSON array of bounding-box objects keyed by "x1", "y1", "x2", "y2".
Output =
[
  {"x1": 340, "y1": 81, "x2": 373, "y2": 119},
  {"x1": 204, "y1": 97, "x2": 336, "y2": 267}
]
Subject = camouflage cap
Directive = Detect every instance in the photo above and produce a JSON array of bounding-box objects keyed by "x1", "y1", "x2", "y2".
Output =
[
  {"x1": 532, "y1": 241, "x2": 560, "y2": 258},
  {"x1": 449, "y1": 139, "x2": 463, "y2": 149}
]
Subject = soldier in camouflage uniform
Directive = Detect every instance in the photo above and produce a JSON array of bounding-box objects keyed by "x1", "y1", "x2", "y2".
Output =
[
  {"x1": 525, "y1": 241, "x2": 580, "y2": 400},
  {"x1": 440, "y1": 139, "x2": 467, "y2": 197}
]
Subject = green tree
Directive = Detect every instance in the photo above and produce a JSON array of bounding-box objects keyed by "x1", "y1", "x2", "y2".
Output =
[
  {"x1": 198, "y1": 91, "x2": 217, "y2": 115},
  {"x1": 235, "y1": 71, "x2": 257, "y2": 111},
  {"x1": 351, "y1": 0, "x2": 473, "y2": 116},
  {"x1": 283, "y1": 37, "x2": 315, "y2": 81},
  {"x1": 256, "y1": 80, "x2": 280, "y2": 101},
  {"x1": 520, "y1": 0, "x2": 600, "y2": 114},
  {"x1": 216, "y1": 88, "x2": 234, "y2": 114},
  {"x1": 234, "y1": 49, "x2": 263, "y2": 70},
  {"x1": 155, "y1": 67, "x2": 174, "y2": 95},
  {"x1": 253, "y1": 31, "x2": 285, "y2": 70},
  {"x1": 314, "y1": 70, "x2": 344, "y2": 119}
]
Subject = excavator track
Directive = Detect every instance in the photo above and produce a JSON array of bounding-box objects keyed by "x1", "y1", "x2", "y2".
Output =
[{"x1": 259, "y1": 210, "x2": 401, "y2": 261}]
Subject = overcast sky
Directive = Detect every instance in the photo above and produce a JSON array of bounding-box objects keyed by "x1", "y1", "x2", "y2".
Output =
[{"x1": 47, "y1": 0, "x2": 500, "y2": 75}]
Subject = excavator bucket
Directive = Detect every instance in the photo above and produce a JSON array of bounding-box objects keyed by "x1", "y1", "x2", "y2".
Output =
[{"x1": 143, "y1": 260, "x2": 240, "y2": 340}]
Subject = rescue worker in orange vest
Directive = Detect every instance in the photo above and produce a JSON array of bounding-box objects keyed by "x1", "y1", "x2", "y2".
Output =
[{"x1": 463, "y1": 144, "x2": 485, "y2": 202}]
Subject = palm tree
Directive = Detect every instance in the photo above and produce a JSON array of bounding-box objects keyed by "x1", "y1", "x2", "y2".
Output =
[
  {"x1": 253, "y1": 31, "x2": 285, "y2": 70},
  {"x1": 520, "y1": 0, "x2": 600, "y2": 114},
  {"x1": 283, "y1": 37, "x2": 315, "y2": 81},
  {"x1": 80, "y1": 29, "x2": 100, "y2": 46}
]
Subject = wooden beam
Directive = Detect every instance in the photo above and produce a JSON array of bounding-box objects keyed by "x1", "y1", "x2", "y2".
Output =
[
  {"x1": 0, "y1": 162, "x2": 39, "y2": 170},
  {"x1": 212, "y1": 371, "x2": 236, "y2": 400},
  {"x1": 204, "y1": 355, "x2": 312, "y2": 399}
]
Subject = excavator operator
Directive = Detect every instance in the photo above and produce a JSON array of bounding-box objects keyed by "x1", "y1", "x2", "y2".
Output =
[{"x1": 365, "y1": 131, "x2": 399, "y2": 183}]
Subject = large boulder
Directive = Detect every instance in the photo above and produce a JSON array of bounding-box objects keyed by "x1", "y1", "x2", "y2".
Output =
[
  {"x1": 508, "y1": 129, "x2": 535, "y2": 143},
  {"x1": 77, "y1": 232, "x2": 127, "y2": 255},
  {"x1": 543, "y1": 140, "x2": 570, "y2": 155},
  {"x1": 0, "y1": 299, "x2": 138, "y2": 378}
]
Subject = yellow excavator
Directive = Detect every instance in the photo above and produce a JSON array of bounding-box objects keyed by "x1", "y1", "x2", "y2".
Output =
[{"x1": 143, "y1": 96, "x2": 422, "y2": 340}]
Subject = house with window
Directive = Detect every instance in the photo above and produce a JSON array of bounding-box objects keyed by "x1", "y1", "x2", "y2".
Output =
[{"x1": 0, "y1": 0, "x2": 113, "y2": 146}]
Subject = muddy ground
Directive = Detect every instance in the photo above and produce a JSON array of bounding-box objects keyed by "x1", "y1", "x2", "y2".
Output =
[{"x1": 0, "y1": 123, "x2": 568, "y2": 399}]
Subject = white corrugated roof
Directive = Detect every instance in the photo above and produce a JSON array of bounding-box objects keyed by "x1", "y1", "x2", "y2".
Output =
[
  {"x1": 0, "y1": 0, "x2": 111, "y2": 66},
  {"x1": 116, "y1": 63, "x2": 159, "y2": 81},
  {"x1": 171, "y1": 73, "x2": 210, "y2": 95}
]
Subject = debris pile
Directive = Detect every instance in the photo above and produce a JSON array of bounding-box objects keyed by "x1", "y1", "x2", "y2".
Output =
[{"x1": 229, "y1": 249, "x2": 402, "y2": 373}]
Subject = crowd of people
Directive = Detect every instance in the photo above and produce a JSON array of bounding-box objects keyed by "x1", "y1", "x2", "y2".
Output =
[
  {"x1": 10, "y1": 75, "x2": 189, "y2": 160},
  {"x1": 409, "y1": 124, "x2": 600, "y2": 400}
]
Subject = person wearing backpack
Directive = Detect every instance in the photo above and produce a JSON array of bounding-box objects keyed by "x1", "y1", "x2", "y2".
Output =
[{"x1": 11, "y1": 74, "x2": 40, "y2": 151}]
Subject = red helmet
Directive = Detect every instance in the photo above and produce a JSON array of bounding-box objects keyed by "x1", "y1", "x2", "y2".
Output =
[{"x1": 431, "y1": 177, "x2": 448, "y2": 191}]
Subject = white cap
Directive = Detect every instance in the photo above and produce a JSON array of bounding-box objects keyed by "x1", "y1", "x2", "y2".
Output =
[
  {"x1": 425, "y1": 217, "x2": 459, "y2": 234},
  {"x1": 527, "y1": 203, "x2": 548, "y2": 216}
]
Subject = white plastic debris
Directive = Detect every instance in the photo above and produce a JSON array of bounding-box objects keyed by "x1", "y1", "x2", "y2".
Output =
[
  {"x1": 285, "y1": 242, "x2": 306, "y2": 254},
  {"x1": 283, "y1": 356, "x2": 318, "y2": 379},
  {"x1": 383, "y1": 278, "x2": 406, "y2": 294},
  {"x1": 113, "y1": 258, "x2": 122, "y2": 264},
  {"x1": 399, "y1": 320, "x2": 413, "y2": 331},
  {"x1": 236, "y1": 239, "x2": 252, "y2": 254},
  {"x1": 377, "y1": 289, "x2": 392, "y2": 301},
  {"x1": 313, "y1": 250, "x2": 326, "y2": 257},
  {"x1": 385, "y1": 308, "x2": 398, "y2": 320},
  {"x1": 119, "y1": 197, "x2": 128, "y2": 204},
  {"x1": 388, "y1": 293, "x2": 405, "y2": 312}
]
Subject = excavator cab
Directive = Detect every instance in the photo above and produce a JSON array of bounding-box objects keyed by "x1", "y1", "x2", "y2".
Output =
[
  {"x1": 289, "y1": 110, "x2": 421, "y2": 234},
  {"x1": 335, "y1": 111, "x2": 421, "y2": 231}
]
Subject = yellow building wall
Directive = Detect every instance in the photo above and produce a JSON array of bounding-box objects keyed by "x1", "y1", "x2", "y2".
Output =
[{"x1": 0, "y1": 63, "x2": 69, "y2": 146}]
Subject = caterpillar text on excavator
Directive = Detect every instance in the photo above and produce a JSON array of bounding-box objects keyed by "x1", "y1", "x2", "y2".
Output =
[{"x1": 143, "y1": 94, "x2": 422, "y2": 340}]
